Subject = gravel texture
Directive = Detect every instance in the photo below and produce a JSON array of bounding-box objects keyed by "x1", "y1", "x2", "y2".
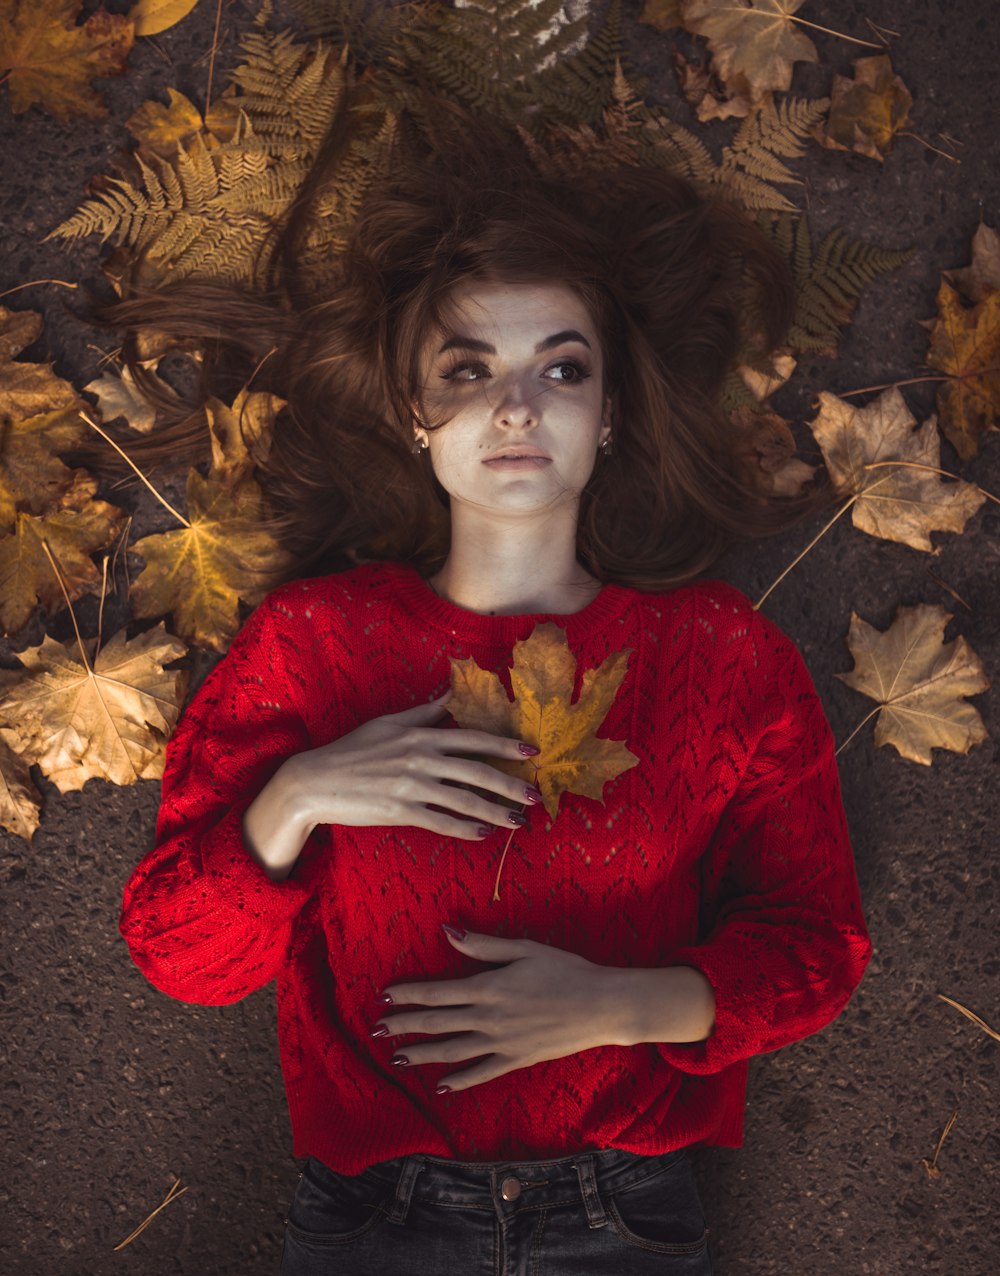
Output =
[{"x1": 1, "y1": 2, "x2": 997, "y2": 1273}]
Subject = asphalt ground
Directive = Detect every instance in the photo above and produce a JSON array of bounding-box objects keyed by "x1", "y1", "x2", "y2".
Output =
[{"x1": 1, "y1": 1, "x2": 998, "y2": 1273}]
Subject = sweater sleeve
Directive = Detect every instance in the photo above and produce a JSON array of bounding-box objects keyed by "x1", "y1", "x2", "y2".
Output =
[
  {"x1": 657, "y1": 607, "x2": 873, "y2": 1074},
  {"x1": 119, "y1": 591, "x2": 320, "y2": 1006}
]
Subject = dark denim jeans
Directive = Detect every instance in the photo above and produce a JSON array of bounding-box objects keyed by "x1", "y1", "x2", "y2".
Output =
[{"x1": 279, "y1": 1144, "x2": 713, "y2": 1274}]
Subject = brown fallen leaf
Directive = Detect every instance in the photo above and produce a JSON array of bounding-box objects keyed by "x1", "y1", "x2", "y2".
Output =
[
  {"x1": 0, "y1": 727, "x2": 42, "y2": 842},
  {"x1": 0, "y1": 471, "x2": 127, "y2": 635},
  {"x1": 944, "y1": 222, "x2": 1000, "y2": 305},
  {"x1": 83, "y1": 365, "x2": 158, "y2": 433},
  {"x1": 808, "y1": 386, "x2": 986, "y2": 552},
  {"x1": 0, "y1": 0, "x2": 134, "y2": 121},
  {"x1": 813, "y1": 54, "x2": 912, "y2": 162},
  {"x1": 129, "y1": 469, "x2": 292, "y2": 651},
  {"x1": 0, "y1": 405, "x2": 91, "y2": 528},
  {"x1": 731, "y1": 402, "x2": 817, "y2": 498},
  {"x1": 447, "y1": 623, "x2": 639, "y2": 823},
  {"x1": 924, "y1": 280, "x2": 1000, "y2": 460},
  {"x1": 0, "y1": 620, "x2": 188, "y2": 792},
  {"x1": 835, "y1": 604, "x2": 989, "y2": 766},
  {"x1": 130, "y1": 0, "x2": 200, "y2": 39},
  {"x1": 671, "y1": 46, "x2": 755, "y2": 121},
  {"x1": 638, "y1": 0, "x2": 683, "y2": 30},
  {"x1": 679, "y1": 0, "x2": 819, "y2": 106},
  {"x1": 125, "y1": 86, "x2": 208, "y2": 159},
  {"x1": 205, "y1": 387, "x2": 282, "y2": 488},
  {"x1": 0, "y1": 305, "x2": 86, "y2": 423}
]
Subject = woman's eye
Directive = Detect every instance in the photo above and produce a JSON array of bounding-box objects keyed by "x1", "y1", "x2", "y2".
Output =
[{"x1": 439, "y1": 359, "x2": 589, "y2": 384}]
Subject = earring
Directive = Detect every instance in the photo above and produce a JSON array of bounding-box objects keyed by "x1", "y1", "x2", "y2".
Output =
[
  {"x1": 412, "y1": 437, "x2": 428, "y2": 454},
  {"x1": 599, "y1": 435, "x2": 613, "y2": 456}
]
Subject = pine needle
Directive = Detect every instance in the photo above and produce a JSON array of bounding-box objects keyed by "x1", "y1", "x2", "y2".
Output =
[
  {"x1": 113, "y1": 1178, "x2": 189, "y2": 1251},
  {"x1": 936, "y1": 994, "x2": 1000, "y2": 1043}
]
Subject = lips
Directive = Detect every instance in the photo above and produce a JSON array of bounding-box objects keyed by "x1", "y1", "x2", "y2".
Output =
[{"x1": 483, "y1": 447, "x2": 551, "y2": 461}]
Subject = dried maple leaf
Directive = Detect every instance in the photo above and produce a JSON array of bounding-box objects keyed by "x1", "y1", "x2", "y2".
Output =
[
  {"x1": 0, "y1": 0, "x2": 134, "y2": 121},
  {"x1": 0, "y1": 622, "x2": 188, "y2": 792},
  {"x1": 129, "y1": 469, "x2": 292, "y2": 651},
  {"x1": 130, "y1": 0, "x2": 200, "y2": 38},
  {"x1": 0, "y1": 727, "x2": 41, "y2": 842},
  {"x1": 83, "y1": 365, "x2": 157, "y2": 433},
  {"x1": 0, "y1": 305, "x2": 85, "y2": 423},
  {"x1": 639, "y1": 0, "x2": 683, "y2": 29},
  {"x1": 0, "y1": 405, "x2": 90, "y2": 527},
  {"x1": 446, "y1": 622, "x2": 639, "y2": 823},
  {"x1": 835, "y1": 605, "x2": 989, "y2": 766},
  {"x1": 125, "y1": 85, "x2": 239, "y2": 159},
  {"x1": 944, "y1": 222, "x2": 1000, "y2": 305},
  {"x1": 205, "y1": 387, "x2": 282, "y2": 488},
  {"x1": 814, "y1": 55, "x2": 912, "y2": 162},
  {"x1": 680, "y1": 0, "x2": 818, "y2": 106},
  {"x1": 924, "y1": 280, "x2": 1000, "y2": 460},
  {"x1": 0, "y1": 471, "x2": 127, "y2": 635},
  {"x1": 808, "y1": 386, "x2": 985, "y2": 552}
]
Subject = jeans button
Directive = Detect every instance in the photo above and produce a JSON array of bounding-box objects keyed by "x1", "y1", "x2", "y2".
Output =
[{"x1": 500, "y1": 1175, "x2": 522, "y2": 1201}]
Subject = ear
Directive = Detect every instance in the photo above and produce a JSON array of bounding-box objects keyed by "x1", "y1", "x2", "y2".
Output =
[{"x1": 599, "y1": 399, "x2": 612, "y2": 446}]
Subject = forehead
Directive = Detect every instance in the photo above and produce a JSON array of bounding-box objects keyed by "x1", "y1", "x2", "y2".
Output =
[{"x1": 434, "y1": 279, "x2": 594, "y2": 339}]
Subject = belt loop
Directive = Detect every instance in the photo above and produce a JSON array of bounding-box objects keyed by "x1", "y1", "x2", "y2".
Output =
[
  {"x1": 384, "y1": 1156, "x2": 425, "y2": 1226},
  {"x1": 573, "y1": 1155, "x2": 609, "y2": 1229}
]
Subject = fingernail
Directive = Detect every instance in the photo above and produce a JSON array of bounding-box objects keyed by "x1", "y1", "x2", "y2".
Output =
[
  {"x1": 376, "y1": 992, "x2": 393, "y2": 1005},
  {"x1": 391, "y1": 1054, "x2": 410, "y2": 1067},
  {"x1": 523, "y1": 786, "x2": 543, "y2": 804},
  {"x1": 370, "y1": 1024, "x2": 390, "y2": 1038},
  {"x1": 442, "y1": 922, "x2": 466, "y2": 941},
  {"x1": 477, "y1": 825, "x2": 492, "y2": 837},
  {"x1": 435, "y1": 1084, "x2": 451, "y2": 1095},
  {"x1": 507, "y1": 810, "x2": 528, "y2": 826},
  {"x1": 518, "y1": 742, "x2": 540, "y2": 756}
]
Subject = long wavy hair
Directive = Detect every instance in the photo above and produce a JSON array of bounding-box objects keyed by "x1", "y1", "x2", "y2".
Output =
[{"x1": 72, "y1": 91, "x2": 837, "y2": 592}]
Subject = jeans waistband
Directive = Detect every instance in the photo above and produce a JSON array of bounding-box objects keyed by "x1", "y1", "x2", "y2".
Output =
[{"x1": 353, "y1": 1145, "x2": 691, "y2": 1226}]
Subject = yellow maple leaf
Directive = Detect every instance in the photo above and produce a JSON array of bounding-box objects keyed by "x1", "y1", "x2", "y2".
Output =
[
  {"x1": 0, "y1": 0, "x2": 134, "y2": 121},
  {"x1": 205, "y1": 387, "x2": 282, "y2": 488},
  {"x1": 925, "y1": 280, "x2": 1000, "y2": 459},
  {"x1": 446, "y1": 623, "x2": 639, "y2": 823},
  {"x1": 130, "y1": 0, "x2": 199, "y2": 39},
  {"x1": 0, "y1": 622, "x2": 188, "y2": 792},
  {"x1": 944, "y1": 222, "x2": 1000, "y2": 305},
  {"x1": 129, "y1": 468, "x2": 292, "y2": 651},
  {"x1": 0, "y1": 472, "x2": 126, "y2": 635},
  {"x1": 835, "y1": 605, "x2": 989, "y2": 766},
  {"x1": 0, "y1": 305, "x2": 85, "y2": 423},
  {"x1": 680, "y1": 0, "x2": 818, "y2": 104},
  {"x1": 814, "y1": 54, "x2": 912, "y2": 162},
  {"x1": 808, "y1": 386, "x2": 985, "y2": 552}
]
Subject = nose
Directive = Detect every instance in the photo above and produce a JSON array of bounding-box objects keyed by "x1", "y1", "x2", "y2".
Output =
[{"x1": 493, "y1": 375, "x2": 538, "y2": 429}]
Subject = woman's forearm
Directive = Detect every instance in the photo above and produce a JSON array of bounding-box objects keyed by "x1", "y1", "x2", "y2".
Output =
[
  {"x1": 241, "y1": 756, "x2": 316, "y2": 882},
  {"x1": 601, "y1": 964, "x2": 717, "y2": 1047}
]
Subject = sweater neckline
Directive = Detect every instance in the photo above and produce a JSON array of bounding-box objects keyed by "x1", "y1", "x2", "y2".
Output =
[{"x1": 384, "y1": 560, "x2": 634, "y2": 639}]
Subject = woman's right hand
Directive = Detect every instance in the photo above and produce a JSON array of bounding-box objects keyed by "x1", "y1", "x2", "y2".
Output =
[{"x1": 285, "y1": 691, "x2": 541, "y2": 841}]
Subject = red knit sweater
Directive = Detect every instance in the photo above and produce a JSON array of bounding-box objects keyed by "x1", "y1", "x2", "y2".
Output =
[{"x1": 120, "y1": 560, "x2": 872, "y2": 1174}]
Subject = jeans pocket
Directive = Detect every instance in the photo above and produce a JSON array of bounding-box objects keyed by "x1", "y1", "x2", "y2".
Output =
[
  {"x1": 284, "y1": 1157, "x2": 394, "y2": 1249},
  {"x1": 605, "y1": 1154, "x2": 709, "y2": 1255}
]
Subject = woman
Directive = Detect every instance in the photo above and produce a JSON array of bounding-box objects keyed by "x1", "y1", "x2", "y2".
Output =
[{"x1": 114, "y1": 97, "x2": 873, "y2": 1274}]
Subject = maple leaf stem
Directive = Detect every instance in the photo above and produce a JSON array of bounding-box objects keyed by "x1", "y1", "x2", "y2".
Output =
[
  {"x1": 833, "y1": 705, "x2": 883, "y2": 758},
  {"x1": 492, "y1": 827, "x2": 517, "y2": 903},
  {"x1": 38, "y1": 539, "x2": 93, "y2": 675},
  {"x1": 785, "y1": 15, "x2": 882, "y2": 50},
  {"x1": 755, "y1": 494, "x2": 857, "y2": 610},
  {"x1": 0, "y1": 279, "x2": 77, "y2": 301},
  {"x1": 837, "y1": 375, "x2": 952, "y2": 397},
  {"x1": 863, "y1": 459, "x2": 1000, "y2": 506},
  {"x1": 79, "y1": 413, "x2": 191, "y2": 529},
  {"x1": 896, "y1": 132, "x2": 961, "y2": 164}
]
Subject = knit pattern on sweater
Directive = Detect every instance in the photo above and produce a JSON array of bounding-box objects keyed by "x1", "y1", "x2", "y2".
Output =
[{"x1": 119, "y1": 561, "x2": 873, "y2": 1172}]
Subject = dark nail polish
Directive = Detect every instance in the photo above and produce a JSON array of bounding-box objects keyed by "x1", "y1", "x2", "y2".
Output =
[
  {"x1": 477, "y1": 825, "x2": 492, "y2": 837},
  {"x1": 518, "y1": 742, "x2": 540, "y2": 756},
  {"x1": 370, "y1": 1025, "x2": 390, "y2": 1038},
  {"x1": 435, "y1": 1084, "x2": 451, "y2": 1095},
  {"x1": 391, "y1": 1054, "x2": 410, "y2": 1067},
  {"x1": 523, "y1": 786, "x2": 543, "y2": 804},
  {"x1": 507, "y1": 810, "x2": 529, "y2": 826},
  {"x1": 376, "y1": 993, "x2": 393, "y2": 1005}
]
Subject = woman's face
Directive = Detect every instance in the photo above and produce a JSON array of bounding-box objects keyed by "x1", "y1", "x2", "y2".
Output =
[{"x1": 413, "y1": 279, "x2": 611, "y2": 518}]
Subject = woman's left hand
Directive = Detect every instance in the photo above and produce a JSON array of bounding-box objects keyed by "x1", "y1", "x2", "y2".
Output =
[{"x1": 372, "y1": 926, "x2": 626, "y2": 1092}]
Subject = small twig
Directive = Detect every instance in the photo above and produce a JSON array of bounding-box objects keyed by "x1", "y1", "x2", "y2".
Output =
[
  {"x1": 921, "y1": 1110, "x2": 958, "y2": 1179},
  {"x1": 835, "y1": 375, "x2": 951, "y2": 397},
  {"x1": 205, "y1": 0, "x2": 225, "y2": 114},
  {"x1": 79, "y1": 412, "x2": 191, "y2": 528},
  {"x1": 0, "y1": 279, "x2": 77, "y2": 300},
  {"x1": 864, "y1": 17, "x2": 900, "y2": 44},
  {"x1": 783, "y1": 15, "x2": 882, "y2": 50},
  {"x1": 113, "y1": 1178, "x2": 189, "y2": 1251},
  {"x1": 897, "y1": 131, "x2": 961, "y2": 164},
  {"x1": 923, "y1": 570, "x2": 972, "y2": 612},
  {"x1": 936, "y1": 994, "x2": 1000, "y2": 1043},
  {"x1": 754, "y1": 493, "x2": 858, "y2": 610}
]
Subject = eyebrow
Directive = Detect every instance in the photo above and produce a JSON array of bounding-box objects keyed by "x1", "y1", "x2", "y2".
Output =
[{"x1": 436, "y1": 329, "x2": 592, "y2": 356}]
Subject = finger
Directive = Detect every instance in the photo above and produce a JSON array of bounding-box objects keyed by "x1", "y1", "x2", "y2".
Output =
[
  {"x1": 434, "y1": 757, "x2": 541, "y2": 808},
  {"x1": 392, "y1": 693, "x2": 453, "y2": 720},
  {"x1": 381, "y1": 968, "x2": 495, "y2": 1008},
  {"x1": 418, "y1": 781, "x2": 530, "y2": 830},
  {"x1": 408, "y1": 807, "x2": 502, "y2": 841},
  {"x1": 437, "y1": 1057, "x2": 509, "y2": 1093},
  {"x1": 441, "y1": 927, "x2": 537, "y2": 962},
  {"x1": 387, "y1": 1035, "x2": 491, "y2": 1067},
  {"x1": 429, "y1": 728, "x2": 539, "y2": 760}
]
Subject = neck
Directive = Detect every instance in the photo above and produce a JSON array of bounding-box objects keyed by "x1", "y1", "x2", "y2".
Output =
[{"x1": 430, "y1": 506, "x2": 601, "y2": 616}]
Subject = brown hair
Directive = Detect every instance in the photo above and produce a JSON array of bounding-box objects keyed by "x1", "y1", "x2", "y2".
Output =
[{"x1": 73, "y1": 92, "x2": 837, "y2": 592}]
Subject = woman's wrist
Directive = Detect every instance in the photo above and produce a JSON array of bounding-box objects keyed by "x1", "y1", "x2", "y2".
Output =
[
  {"x1": 600, "y1": 963, "x2": 717, "y2": 1047},
  {"x1": 241, "y1": 755, "x2": 315, "y2": 882}
]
